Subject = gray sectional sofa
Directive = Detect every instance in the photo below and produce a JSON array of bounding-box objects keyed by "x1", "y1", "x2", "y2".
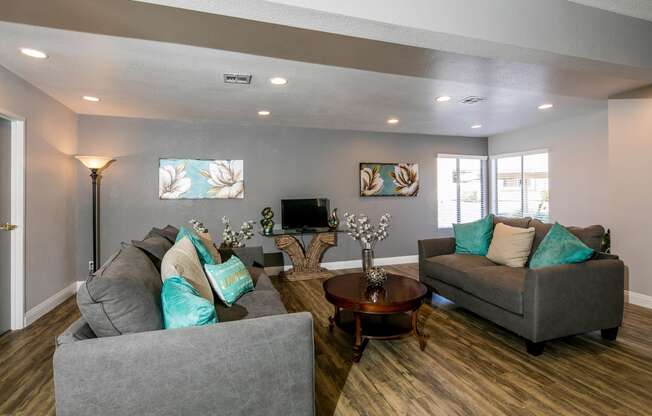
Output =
[
  {"x1": 419, "y1": 216, "x2": 625, "y2": 355},
  {"x1": 54, "y1": 238, "x2": 315, "y2": 415}
]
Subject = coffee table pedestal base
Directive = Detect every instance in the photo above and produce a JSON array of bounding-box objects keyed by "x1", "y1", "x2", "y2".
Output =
[{"x1": 329, "y1": 308, "x2": 427, "y2": 362}]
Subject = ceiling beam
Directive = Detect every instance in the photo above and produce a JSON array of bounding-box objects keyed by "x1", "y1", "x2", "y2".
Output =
[{"x1": 2, "y1": 0, "x2": 651, "y2": 98}]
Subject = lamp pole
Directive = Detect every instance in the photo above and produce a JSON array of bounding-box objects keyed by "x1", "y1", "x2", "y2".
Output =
[
  {"x1": 90, "y1": 168, "x2": 100, "y2": 273},
  {"x1": 76, "y1": 156, "x2": 114, "y2": 274}
]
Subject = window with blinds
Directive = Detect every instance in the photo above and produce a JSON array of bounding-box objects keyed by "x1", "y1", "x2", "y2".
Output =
[
  {"x1": 492, "y1": 151, "x2": 549, "y2": 222},
  {"x1": 437, "y1": 154, "x2": 488, "y2": 229}
]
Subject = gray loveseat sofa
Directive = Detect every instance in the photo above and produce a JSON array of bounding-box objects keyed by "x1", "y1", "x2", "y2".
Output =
[
  {"x1": 54, "y1": 241, "x2": 315, "y2": 416},
  {"x1": 418, "y1": 216, "x2": 625, "y2": 356}
]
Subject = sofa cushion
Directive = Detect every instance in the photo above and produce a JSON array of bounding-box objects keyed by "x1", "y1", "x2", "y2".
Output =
[
  {"x1": 464, "y1": 266, "x2": 527, "y2": 314},
  {"x1": 486, "y1": 223, "x2": 535, "y2": 268},
  {"x1": 77, "y1": 244, "x2": 163, "y2": 337},
  {"x1": 214, "y1": 290, "x2": 287, "y2": 322},
  {"x1": 423, "y1": 254, "x2": 497, "y2": 288},
  {"x1": 176, "y1": 226, "x2": 219, "y2": 266},
  {"x1": 530, "y1": 219, "x2": 605, "y2": 256},
  {"x1": 195, "y1": 229, "x2": 222, "y2": 264},
  {"x1": 204, "y1": 256, "x2": 255, "y2": 307},
  {"x1": 219, "y1": 246, "x2": 265, "y2": 268},
  {"x1": 56, "y1": 318, "x2": 97, "y2": 346},
  {"x1": 493, "y1": 216, "x2": 532, "y2": 229},
  {"x1": 132, "y1": 234, "x2": 173, "y2": 270},
  {"x1": 453, "y1": 214, "x2": 494, "y2": 256},
  {"x1": 529, "y1": 223, "x2": 595, "y2": 269},
  {"x1": 161, "y1": 236, "x2": 215, "y2": 303},
  {"x1": 249, "y1": 267, "x2": 276, "y2": 291},
  {"x1": 567, "y1": 225, "x2": 605, "y2": 252},
  {"x1": 161, "y1": 276, "x2": 218, "y2": 329},
  {"x1": 150, "y1": 225, "x2": 179, "y2": 243}
]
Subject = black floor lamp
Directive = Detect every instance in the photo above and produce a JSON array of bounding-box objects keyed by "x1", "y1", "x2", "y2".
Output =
[{"x1": 76, "y1": 156, "x2": 115, "y2": 273}]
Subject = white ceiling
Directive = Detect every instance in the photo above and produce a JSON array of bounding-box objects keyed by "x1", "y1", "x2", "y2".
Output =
[
  {"x1": 0, "y1": 22, "x2": 606, "y2": 137},
  {"x1": 568, "y1": 0, "x2": 652, "y2": 21}
]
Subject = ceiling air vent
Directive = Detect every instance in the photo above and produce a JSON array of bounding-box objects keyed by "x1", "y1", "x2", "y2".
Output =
[
  {"x1": 223, "y1": 73, "x2": 252, "y2": 84},
  {"x1": 460, "y1": 96, "x2": 487, "y2": 104}
]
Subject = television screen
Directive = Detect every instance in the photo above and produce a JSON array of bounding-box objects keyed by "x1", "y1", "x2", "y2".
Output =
[{"x1": 281, "y1": 198, "x2": 330, "y2": 230}]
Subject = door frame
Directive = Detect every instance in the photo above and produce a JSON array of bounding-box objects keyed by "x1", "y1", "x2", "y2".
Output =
[{"x1": 0, "y1": 108, "x2": 26, "y2": 330}]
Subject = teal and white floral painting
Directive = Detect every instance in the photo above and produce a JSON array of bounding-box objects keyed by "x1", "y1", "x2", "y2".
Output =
[
  {"x1": 359, "y1": 163, "x2": 419, "y2": 197},
  {"x1": 159, "y1": 159, "x2": 244, "y2": 199}
]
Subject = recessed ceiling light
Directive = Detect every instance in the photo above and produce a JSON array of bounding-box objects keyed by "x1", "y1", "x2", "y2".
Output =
[
  {"x1": 387, "y1": 118, "x2": 399, "y2": 125},
  {"x1": 471, "y1": 124, "x2": 482, "y2": 129},
  {"x1": 269, "y1": 77, "x2": 288, "y2": 85},
  {"x1": 20, "y1": 48, "x2": 47, "y2": 59},
  {"x1": 83, "y1": 96, "x2": 101, "y2": 102},
  {"x1": 435, "y1": 96, "x2": 451, "y2": 102},
  {"x1": 258, "y1": 110, "x2": 271, "y2": 116},
  {"x1": 538, "y1": 103, "x2": 554, "y2": 110}
]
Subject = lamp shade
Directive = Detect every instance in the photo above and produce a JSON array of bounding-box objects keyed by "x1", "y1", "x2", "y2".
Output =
[{"x1": 76, "y1": 155, "x2": 114, "y2": 170}]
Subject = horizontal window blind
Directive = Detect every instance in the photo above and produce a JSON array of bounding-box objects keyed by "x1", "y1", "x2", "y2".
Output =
[{"x1": 437, "y1": 155, "x2": 487, "y2": 228}]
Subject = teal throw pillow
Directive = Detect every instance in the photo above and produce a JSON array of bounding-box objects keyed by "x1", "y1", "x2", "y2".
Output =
[
  {"x1": 529, "y1": 222, "x2": 595, "y2": 269},
  {"x1": 453, "y1": 214, "x2": 494, "y2": 256},
  {"x1": 204, "y1": 256, "x2": 254, "y2": 307},
  {"x1": 161, "y1": 276, "x2": 217, "y2": 329},
  {"x1": 176, "y1": 226, "x2": 217, "y2": 266}
]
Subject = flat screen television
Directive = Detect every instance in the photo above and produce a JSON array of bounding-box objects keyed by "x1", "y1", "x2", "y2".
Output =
[{"x1": 281, "y1": 198, "x2": 330, "y2": 230}]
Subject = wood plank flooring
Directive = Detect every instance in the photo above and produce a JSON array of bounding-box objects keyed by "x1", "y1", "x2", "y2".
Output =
[
  {"x1": 0, "y1": 293, "x2": 79, "y2": 416},
  {"x1": 2, "y1": 263, "x2": 652, "y2": 415}
]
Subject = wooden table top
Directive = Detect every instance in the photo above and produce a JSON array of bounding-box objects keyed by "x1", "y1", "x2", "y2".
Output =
[{"x1": 323, "y1": 273, "x2": 428, "y2": 314}]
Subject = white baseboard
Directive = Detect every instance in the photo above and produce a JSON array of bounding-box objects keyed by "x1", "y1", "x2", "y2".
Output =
[
  {"x1": 264, "y1": 255, "x2": 418, "y2": 276},
  {"x1": 24, "y1": 281, "x2": 83, "y2": 327},
  {"x1": 625, "y1": 290, "x2": 652, "y2": 309}
]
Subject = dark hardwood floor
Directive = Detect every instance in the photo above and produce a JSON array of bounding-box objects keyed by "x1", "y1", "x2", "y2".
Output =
[{"x1": 2, "y1": 263, "x2": 652, "y2": 415}]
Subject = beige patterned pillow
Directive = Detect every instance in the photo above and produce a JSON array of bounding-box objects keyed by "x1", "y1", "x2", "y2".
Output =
[
  {"x1": 486, "y1": 223, "x2": 535, "y2": 268},
  {"x1": 161, "y1": 236, "x2": 214, "y2": 302}
]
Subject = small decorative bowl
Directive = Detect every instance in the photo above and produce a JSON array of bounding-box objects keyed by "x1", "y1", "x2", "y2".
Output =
[{"x1": 365, "y1": 266, "x2": 387, "y2": 287}]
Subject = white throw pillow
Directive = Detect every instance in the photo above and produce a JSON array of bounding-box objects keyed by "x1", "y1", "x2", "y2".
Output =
[
  {"x1": 486, "y1": 223, "x2": 535, "y2": 268},
  {"x1": 161, "y1": 236, "x2": 215, "y2": 303}
]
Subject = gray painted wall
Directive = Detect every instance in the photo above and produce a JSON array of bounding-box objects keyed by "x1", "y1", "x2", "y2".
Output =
[
  {"x1": 608, "y1": 97, "x2": 652, "y2": 297},
  {"x1": 488, "y1": 109, "x2": 610, "y2": 227},
  {"x1": 76, "y1": 115, "x2": 486, "y2": 279},
  {"x1": 0, "y1": 65, "x2": 78, "y2": 310}
]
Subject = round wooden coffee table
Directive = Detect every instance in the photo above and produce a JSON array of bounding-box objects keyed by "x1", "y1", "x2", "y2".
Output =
[{"x1": 323, "y1": 272, "x2": 429, "y2": 362}]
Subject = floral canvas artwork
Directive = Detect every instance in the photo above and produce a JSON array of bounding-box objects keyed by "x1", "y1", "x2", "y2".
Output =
[
  {"x1": 159, "y1": 159, "x2": 244, "y2": 199},
  {"x1": 359, "y1": 163, "x2": 419, "y2": 197}
]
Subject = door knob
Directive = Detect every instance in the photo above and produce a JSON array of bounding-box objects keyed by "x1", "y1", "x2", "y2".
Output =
[{"x1": 0, "y1": 223, "x2": 17, "y2": 231}]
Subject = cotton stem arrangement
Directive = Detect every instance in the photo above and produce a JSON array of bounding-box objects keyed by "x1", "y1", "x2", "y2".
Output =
[
  {"x1": 343, "y1": 212, "x2": 391, "y2": 250},
  {"x1": 221, "y1": 216, "x2": 255, "y2": 248},
  {"x1": 189, "y1": 218, "x2": 208, "y2": 234}
]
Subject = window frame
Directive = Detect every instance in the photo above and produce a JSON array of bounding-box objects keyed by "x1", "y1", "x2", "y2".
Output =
[
  {"x1": 436, "y1": 153, "x2": 489, "y2": 230},
  {"x1": 489, "y1": 148, "x2": 549, "y2": 221}
]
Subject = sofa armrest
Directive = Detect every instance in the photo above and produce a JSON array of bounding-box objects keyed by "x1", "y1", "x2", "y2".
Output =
[
  {"x1": 524, "y1": 259, "x2": 624, "y2": 342},
  {"x1": 54, "y1": 312, "x2": 315, "y2": 416},
  {"x1": 418, "y1": 238, "x2": 455, "y2": 259}
]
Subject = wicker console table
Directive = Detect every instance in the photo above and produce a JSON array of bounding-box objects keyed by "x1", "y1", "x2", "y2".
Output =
[{"x1": 260, "y1": 228, "x2": 346, "y2": 281}]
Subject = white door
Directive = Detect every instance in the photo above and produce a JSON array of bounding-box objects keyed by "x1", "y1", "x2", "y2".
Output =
[{"x1": 0, "y1": 118, "x2": 11, "y2": 334}]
